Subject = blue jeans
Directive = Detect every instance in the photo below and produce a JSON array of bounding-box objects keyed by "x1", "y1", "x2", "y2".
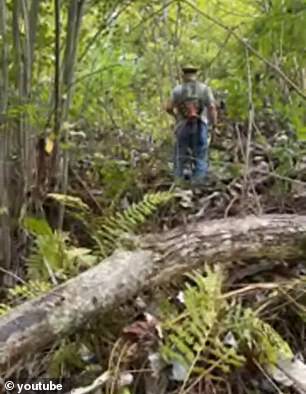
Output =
[{"x1": 174, "y1": 120, "x2": 209, "y2": 179}]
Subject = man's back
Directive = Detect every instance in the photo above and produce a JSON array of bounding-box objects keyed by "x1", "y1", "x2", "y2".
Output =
[{"x1": 171, "y1": 80, "x2": 215, "y2": 125}]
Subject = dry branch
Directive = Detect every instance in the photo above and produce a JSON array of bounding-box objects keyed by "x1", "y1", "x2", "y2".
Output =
[{"x1": 1, "y1": 215, "x2": 306, "y2": 371}]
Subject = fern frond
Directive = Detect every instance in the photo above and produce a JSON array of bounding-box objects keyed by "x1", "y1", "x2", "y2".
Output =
[
  {"x1": 23, "y1": 216, "x2": 53, "y2": 237},
  {"x1": 162, "y1": 268, "x2": 294, "y2": 386},
  {"x1": 8, "y1": 279, "x2": 53, "y2": 302},
  {"x1": 47, "y1": 193, "x2": 90, "y2": 211},
  {"x1": 24, "y1": 217, "x2": 96, "y2": 281},
  {"x1": 27, "y1": 231, "x2": 70, "y2": 281},
  {"x1": 234, "y1": 308, "x2": 293, "y2": 365},
  {"x1": 161, "y1": 269, "x2": 245, "y2": 382},
  {"x1": 95, "y1": 191, "x2": 174, "y2": 257}
]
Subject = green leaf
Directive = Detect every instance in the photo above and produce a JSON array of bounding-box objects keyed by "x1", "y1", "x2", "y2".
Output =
[{"x1": 23, "y1": 217, "x2": 53, "y2": 237}]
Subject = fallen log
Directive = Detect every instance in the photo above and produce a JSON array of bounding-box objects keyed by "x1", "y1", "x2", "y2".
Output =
[{"x1": 1, "y1": 214, "x2": 306, "y2": 371}]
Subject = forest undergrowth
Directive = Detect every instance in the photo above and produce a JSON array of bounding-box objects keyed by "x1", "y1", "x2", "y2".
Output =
[
  {"x1": 2, "y1": 107, "x2": 306, "y2": 394},
  {"x1": 0, "y1": 0, "x2": 306, "y2": 392}
]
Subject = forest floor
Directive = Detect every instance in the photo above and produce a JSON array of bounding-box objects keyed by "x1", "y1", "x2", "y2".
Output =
[
  {"x1": 53, "y1": 109, "x2": 306, "y2": 393},
  {"x1": 3, "y1": 110, "x2": 306, "y2": 393}
]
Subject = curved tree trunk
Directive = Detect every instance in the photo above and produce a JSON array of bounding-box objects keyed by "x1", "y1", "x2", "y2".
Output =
[{"x1": 1, "y1": 214, "x2": 306, "y2": 371}]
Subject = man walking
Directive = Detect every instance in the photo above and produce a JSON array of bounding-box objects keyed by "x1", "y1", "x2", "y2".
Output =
[{"x1": 166, "y1": 65, "x2": 217, "y2": 182}]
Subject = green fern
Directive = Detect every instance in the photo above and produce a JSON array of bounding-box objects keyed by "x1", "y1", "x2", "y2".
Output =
[
  {"x1": 47, "y1": 193, "x2": 90, "y2": 212},
  {"x1": 94, "y1": 191, "x2": 174, "y2": 257},
  {"x1": 233, "y1": 307, "x2": 293, "y2": 365},
  {"x1": 8, "y1": 279, "x2": 53, "y2": 301},
  {"x1": 162, "y1": 269, "x2": 246, "y2": 382},
  {"x1": 23, "y1": 217, "x2": 97, "y2": 281},
  {"x1": 161, "y1": 269, "x2": 294, "y2": 386},
  {"x1": 0, "y1": 280, "x2": 52, "y2": 315}
]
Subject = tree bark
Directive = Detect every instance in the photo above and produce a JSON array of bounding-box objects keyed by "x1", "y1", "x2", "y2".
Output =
[
  {"x1": 57, "y1": 0, "x2": 86, "y2": 228},
  {"x1": 1, "y1": 214, "x2": 306, "y2": 371},
  {"x1": 0, "y1": 0, "x2": 11, "y2": 278},
  {"x1": 3, "y1": 0, "x2": 39, "y2": 283},
  {"x1": 29, "y1": 0, "x2": 40, "y2": 71},
  {"x1": 0, "y1": 0, "x2": 8, "y2": 113}
]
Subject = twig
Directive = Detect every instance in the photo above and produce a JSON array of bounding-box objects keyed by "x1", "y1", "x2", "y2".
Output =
[
  {"x1": 224, "y1": 195, "x2": 239, "y2": 218},
  {"x1": 253, "y1": 359, "x2": 284, "y2": 394},
  {"x1": 222, "y1": 283, "x2": 280, "y2": 299},
  {"x1": 70, "y1": 371, "x2": 110, "y2": 394},
  {"x1": 206, "y1": 30, "x2": 233, "y2": 70},
  {"x1": 43, "y1": 259, "x2": 58, "y2": 286},
  {"x1": 128, "y1": 0, "x2": 175, "y2": 35},
  {"x1": 0, "y1": 267, "x2": 27, "y2": 285},
  {"x1": 69, "y1": 166, "x2": 104, "y2": 214},
  {"x1": 256, "y1": 170, "x2": 306, "y2": 186},
  {"x1": 69, "y1": 371, "x2": 133, "y2": 394},
  {"x1": 234, "y1": 123, "x2": 246, "y2": 163},
  {"x1": 244, "y1": 46, "x2": 254, "y2": 188},
  {"x1": 79, "y1": 1, "x2": 132, "y2": 62},
  {"x1": 70, "y1": 64, "x2": 122, "y2": 88},
  {"x1": 54, "y1": 0, "x2": 61, "y2": 139}
]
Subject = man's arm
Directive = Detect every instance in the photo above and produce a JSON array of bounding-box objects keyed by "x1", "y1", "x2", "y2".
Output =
[
  {"x1": 204, "y1": 86, "x2": 218, "y2": 127},
  {"x1": 165, "y1": 86, "x2": 180, "y2": 118},
  {"x1": 165, "y1": 100, "x2": 176, "y2": 117},
  {"x1": 207, "y1": 103, "x2": 218, "y2": 127}
]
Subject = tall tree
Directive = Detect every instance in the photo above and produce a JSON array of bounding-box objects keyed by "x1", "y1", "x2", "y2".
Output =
[
  {"x1": 0, "y1": 1, "x2": 10, "y2": 280},
  {"x1": 57, "y1": 0, "x2": 86, "y2": 228}
]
